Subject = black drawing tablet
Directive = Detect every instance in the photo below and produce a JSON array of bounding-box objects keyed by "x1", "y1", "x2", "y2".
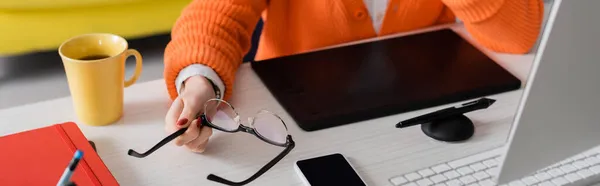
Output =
[{"x1": 251, "y1": 29, "x2": 521, "y2": 131}]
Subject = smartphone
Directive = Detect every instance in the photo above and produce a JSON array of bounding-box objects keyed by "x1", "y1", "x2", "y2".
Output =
[{"x1": 294, "y1": 153, "x2": 368, "y2": 186}]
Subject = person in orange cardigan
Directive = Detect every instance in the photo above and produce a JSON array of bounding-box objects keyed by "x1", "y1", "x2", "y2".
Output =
[{"x1": 164, "y1": 0, "x2": 544, "y2": 152}]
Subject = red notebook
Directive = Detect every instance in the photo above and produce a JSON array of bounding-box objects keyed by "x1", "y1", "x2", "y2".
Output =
[{"x1": 0, "y1": 122, "x2": 119, "y2": 186}]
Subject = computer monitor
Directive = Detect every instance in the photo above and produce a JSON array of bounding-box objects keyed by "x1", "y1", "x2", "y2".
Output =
[{"x1": 495, "y1": 0, "x2": 600, "y2": 183}]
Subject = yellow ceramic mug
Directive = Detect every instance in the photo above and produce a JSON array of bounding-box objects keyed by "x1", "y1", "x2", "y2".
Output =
[{"x1": 59, "y1": 33, "x2": 142, "y2": 126}]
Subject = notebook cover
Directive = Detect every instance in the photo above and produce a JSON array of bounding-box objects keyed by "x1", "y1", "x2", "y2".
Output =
[{"x1": 0, "y1": 122, "x2": 119, "y2": 186}]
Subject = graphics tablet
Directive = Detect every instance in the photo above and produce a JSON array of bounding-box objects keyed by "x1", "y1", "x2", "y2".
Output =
[{"x1": 251, "y1": 29, "x2": 521, "y2": 131}]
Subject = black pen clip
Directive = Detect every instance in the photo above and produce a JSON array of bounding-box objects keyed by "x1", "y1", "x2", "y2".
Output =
[{"x1": 459, "y1": 98, "x2": 495, "y2": 108}]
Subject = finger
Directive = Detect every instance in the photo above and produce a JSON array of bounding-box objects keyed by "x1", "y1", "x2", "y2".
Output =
[
  {"x1": 165, "y1": 97, "x2": 184, "y2": 131},
  {"x1": 178, "y1": 99, "x2": 202, "y2": 128},
  {"x1": 186, "y1": 124, "x2": 213, "y2": 153},
  {"x1": 188, "y1": 139, "x2": 209, "y2": 153},
  {"x1": 175, "y1": 118, "x2": 201, "y2": 146}
]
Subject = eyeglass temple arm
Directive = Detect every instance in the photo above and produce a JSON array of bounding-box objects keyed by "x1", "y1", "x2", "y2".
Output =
[
  {"x1": 207, "y1": 135, "x2": 296, "y2": 186},
  {"x1": 127, "y1": 127, "x2": 187, "y2": 158}
]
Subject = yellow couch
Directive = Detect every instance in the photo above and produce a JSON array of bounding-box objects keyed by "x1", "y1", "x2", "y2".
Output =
[{"x1": 0, "y1": 0, "x2": 191, "y2": 56}]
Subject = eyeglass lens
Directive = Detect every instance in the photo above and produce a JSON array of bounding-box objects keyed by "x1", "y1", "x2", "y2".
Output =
[
  {"x1": 204, "y1": 99, "x2": 239, "y2": 131},
  {"x1": 253, "y1": 112, "x2": 288, "y2": 145},
  {"x1": 205, "y1": 99, "x2": 288, "y2": 145}
]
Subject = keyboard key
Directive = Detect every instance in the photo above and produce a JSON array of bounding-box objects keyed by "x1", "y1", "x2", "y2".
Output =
[
  {"x1": 560, "y1": 158, "x2": 574, "y2": 165},
  {"x1": 521, "y1": 176, "x2": 539, "y2": 185},
  {"x1": 432, "y1": 164, "x2": 452, "y2": 173},
  {"x1": 430, "y1": 174, "x2": 448, "y2": 184},
  {"x1": 564, "y1": 173, "x2": 582, "y2": 182},
  {"x1": 508, "y1": 180, "x2": 525, "y2": 186},
  {"x1": 583, "y1": 151, "x2": 598, "y2": 157},
  {"x1": 466, "y1": 183, "x2": 480, "y2": 186},
  {"x1": 447, "y1": 150, "x2": 502, "y2": 169},
  {"x1": 547, "y1": 168, "x2": 565, "y2": 177},
  {"x1": 547, "y1": 163, "x2": 560, "y2": 170},
  {"x1": 419, "y1": 169, "x2": 436, "y2": 177},
  {"x1": 479, "y1": 179, "x2": 496, "y2": 186},
  {"x1": 573, "y1": 154, "x2": 586, "y2": 161},
  {"x1": 540, "y1": 166, "x2": 552, "y2": 172},
  {"x1": 457, "y1": 167, "x2": 474, "y2": 175},
  {"x1": 445, "y1": 179, "x2": 462, "y2": 186},
  {"x1": 417, "y1": 178, "x2": 434, "y2": 186},
  {"x1": 470, "y1": 163, "x2": 487, "y2": 172},
  {"x1": 585, "y1": 156, "x2": 600, "y2": 166},
  {"x1": 406, "y1": 173, "x2": 423, "y2": 181},
  {"x1": 495, "y1": 157, "x2": 503, "y2": 163},
  {"x1": 550, "y1": 177, "x2": 569, "y2": 186},
  {"x1": 482, "y1": 159, "x2": 498, "y2": 168},
  {"x1": 534, "y1": 172, "x2": 552, "y2": 181},
  {"x1": 390, "y1": 176, "x2": 408, "y2": 186},
  {"x1": 539, "y1": 181, "x2": 556, "y2": 186},
  {"x1": 590, "y1": 165, "x2": 600, "y2": 174},
  {"x1": 444, "y1": 171, "x2": 461, "y2": 180},
  {"x1": 577, "y1": 169, "x2": 594, "y2": 178},
  {"x1": 486, "y1": 167, "x2": 499, "y2": 176},
  {"x1": 459, "y1": 175, "x2": 477, "y2": 185},
  {"x1": 572, "y1": 160, "x2": 590, "y2": 169},
  {"x1": 472, "y1": 172, "x2": 490, "y2": 181},
  {"x1": 403, "y1": 182, "x2": 419, "y2": 186},
  {"x1": 434, "y1": 183, "x2": 447, "y2": 186},
  {"x1": 559, "y1": 164, "x2": 577, "y2": 174}
]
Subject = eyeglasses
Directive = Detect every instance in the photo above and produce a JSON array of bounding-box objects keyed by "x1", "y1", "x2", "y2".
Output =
[{"x1": 127, "y1": 99, "x2": 295, "y2": 186}]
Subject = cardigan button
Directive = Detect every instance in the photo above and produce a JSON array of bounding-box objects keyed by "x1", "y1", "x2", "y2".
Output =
[{"x1": 354, "y1": 10, "x2": 367, "y2": 20}]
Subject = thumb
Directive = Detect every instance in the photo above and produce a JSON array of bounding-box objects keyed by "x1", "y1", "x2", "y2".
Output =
[{"x1": 178, "y1": 101, "x2": 199, "y2": 128}]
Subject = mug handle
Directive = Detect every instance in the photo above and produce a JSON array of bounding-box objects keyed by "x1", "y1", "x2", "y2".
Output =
[{"x1": 124, "y1": 49, "x2": 143, "y2": 87}]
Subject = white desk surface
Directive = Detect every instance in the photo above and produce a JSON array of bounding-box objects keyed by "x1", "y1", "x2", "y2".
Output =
[{"x1": 0, "y1": 25, "x2": 534, "y2": 186}]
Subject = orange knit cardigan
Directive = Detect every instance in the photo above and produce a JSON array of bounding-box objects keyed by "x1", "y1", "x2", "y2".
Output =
[{"x1": 164, "y1": 0, "x2": 544, "y2": 100}]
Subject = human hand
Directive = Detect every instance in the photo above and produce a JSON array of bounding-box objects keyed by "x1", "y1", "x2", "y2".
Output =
[{"x1": 165, "y1": 76, "x2": 216, "y2": 153}]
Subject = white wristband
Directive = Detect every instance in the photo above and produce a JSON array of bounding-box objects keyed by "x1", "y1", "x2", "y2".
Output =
[{"x1": 175, "y1": 64, "x2": 226, "y2": 99}]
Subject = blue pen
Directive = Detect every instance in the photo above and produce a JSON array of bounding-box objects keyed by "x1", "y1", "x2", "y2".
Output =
[{"x1": 57, "y1": 150, "x2": 83, "y2": 186}]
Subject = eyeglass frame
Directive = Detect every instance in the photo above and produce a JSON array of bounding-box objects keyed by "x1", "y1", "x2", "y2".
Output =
[{"x1": 127, "y1": 99, "x2": 295, "y2": 186}]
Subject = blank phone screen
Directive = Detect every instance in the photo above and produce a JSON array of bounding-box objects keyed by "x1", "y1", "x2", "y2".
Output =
[{"x1": 296, "y1": 153, "x2": 366, "y2": 186}]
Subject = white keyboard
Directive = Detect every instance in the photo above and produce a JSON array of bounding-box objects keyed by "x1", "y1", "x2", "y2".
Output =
[{"x1": 389, "y1": 147, "x2": 600, "y2": 186}]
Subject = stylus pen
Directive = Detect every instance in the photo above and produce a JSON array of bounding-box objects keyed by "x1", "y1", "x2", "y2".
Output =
[
  {"x1": 396, "y1": 98, "x2": 496, "y2": 128},
  {"x1": 57, "y1": 150, "x2": 83, "y2": 186}
]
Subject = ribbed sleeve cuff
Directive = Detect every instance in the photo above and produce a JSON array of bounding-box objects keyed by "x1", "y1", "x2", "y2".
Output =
[
  {"x1": 164, "y1": 42, "x2": 237, "y2": 100},
  {"x1": 175, "y1": 64, "x2": 226, "y2": 99},
  {"x1": 442, "y1": 0, "x2": 506, "y2": 23}
]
